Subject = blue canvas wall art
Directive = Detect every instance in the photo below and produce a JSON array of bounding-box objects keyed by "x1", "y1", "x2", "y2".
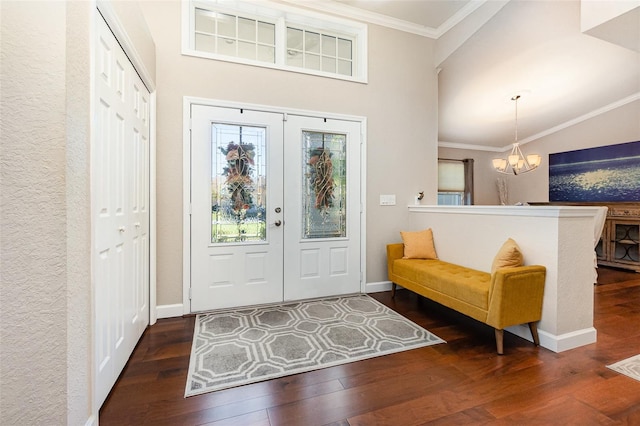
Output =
[{"x1": 549, "y1": 140, "x2": 640, "y2": 202}]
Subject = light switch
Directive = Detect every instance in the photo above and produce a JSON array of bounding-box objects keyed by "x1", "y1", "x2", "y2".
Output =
[{"x1": 380, "y1": 194, "x2": 396, "y2": 206}]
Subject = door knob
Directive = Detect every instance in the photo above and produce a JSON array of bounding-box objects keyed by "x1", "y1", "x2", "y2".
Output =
[{"x1": 274, "y1": 220, "x2": 282, "y2": 227}]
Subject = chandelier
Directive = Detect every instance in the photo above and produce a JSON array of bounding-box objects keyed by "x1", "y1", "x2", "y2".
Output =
[{"x1": 492, "y1": 95, "x2": 541, "y2": 175}]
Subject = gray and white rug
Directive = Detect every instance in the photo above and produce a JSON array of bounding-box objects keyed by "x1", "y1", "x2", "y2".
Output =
[
  {"x1": 607, "y1": 354, "x2": 640, "y2": 382},
  {"x1": 185, "y1": 294, "x2": 444, "y2": 397}
]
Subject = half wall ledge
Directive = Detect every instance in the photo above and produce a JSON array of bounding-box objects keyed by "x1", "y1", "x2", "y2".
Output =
[{"x1": 406, "y1": 204, "x2": 606, "y2": 353}]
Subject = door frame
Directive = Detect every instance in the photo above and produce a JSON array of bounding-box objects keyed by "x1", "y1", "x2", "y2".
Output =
[{"x1": 182, "y1": 97, "x2": 367, "y2": 314}]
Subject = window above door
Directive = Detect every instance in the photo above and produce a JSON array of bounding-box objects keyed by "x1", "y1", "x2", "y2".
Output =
[{"x1": 183, "y1": 0, "x2": 368, "y2": 83}]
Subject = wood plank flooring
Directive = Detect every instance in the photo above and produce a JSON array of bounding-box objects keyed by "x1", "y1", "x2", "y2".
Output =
[{"x1": 100, "y1": 267, "x2": 640, "y2": 425}]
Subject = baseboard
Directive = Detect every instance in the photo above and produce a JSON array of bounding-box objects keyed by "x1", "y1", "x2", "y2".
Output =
[
  {"x1": 156, "y1": 303, "x2": 184, "y2": 319},
  {"x1": 365, "y1": 280, "x2": 396, "y2": 293},
  {"x1": 506, "y1": 324, "x2": 597, "y2": 353}
]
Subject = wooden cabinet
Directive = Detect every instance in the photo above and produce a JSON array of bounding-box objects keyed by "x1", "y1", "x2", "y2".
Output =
[{"x1": 597, "y1": 204, "x2": 640, "y2": 272}]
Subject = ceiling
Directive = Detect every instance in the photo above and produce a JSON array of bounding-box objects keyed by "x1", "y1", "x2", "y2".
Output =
[{"x1": 305, "y1": 0, "x2": 640, "y2": 151}]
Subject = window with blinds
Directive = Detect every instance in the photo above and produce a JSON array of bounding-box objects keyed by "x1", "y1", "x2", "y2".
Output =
[{"x1": 437, "y1": 159, "x2": 474, "y2": 205}]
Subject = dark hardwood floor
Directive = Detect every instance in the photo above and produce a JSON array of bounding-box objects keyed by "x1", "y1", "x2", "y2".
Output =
[{"x1": 100, "y1": 267, "x2": 640, "y2": 425}]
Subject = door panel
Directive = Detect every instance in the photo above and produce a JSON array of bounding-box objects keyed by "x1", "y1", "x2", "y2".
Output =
[
  {"x1": 190, "y1": 106, "x2": 284, "y2": 311},
  {"x1": 283, "y1": 116, "x2": 362, "y2": 300}
]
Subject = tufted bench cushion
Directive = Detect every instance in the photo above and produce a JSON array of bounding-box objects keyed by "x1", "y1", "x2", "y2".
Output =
[{"x1": 393, "y1": 259, "x2": 491, "y2": 310}]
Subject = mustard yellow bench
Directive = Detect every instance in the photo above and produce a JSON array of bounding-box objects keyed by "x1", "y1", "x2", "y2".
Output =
[{"x1": 387, "y1": 242, "x2": 546, "y2": 354}]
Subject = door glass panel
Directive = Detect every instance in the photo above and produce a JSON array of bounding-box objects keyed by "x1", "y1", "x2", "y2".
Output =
[
  {"x1": 211, "y1": 123, "x2": 266, "y2": 243},
  {"x1": 302, "y1": 131, "x2": 346, "y2": 239}
]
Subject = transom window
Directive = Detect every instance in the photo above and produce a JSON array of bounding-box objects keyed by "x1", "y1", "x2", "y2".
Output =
[
  {"x1": 183, "y1": 1, "x2": 367, "y2": 82},
  {"x1": 286, "y1": 28, "x2": 353, "y2": 76},
  {"x1": 194, "y1": 9, "x2": 276, "y2": 63}
]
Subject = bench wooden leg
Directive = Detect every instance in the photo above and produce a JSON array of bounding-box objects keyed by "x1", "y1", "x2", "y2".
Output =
[
  {"x1": 529, "y1": 322, "x2": 540, "y2": 346},
  {"x1": 495, "y1": 329, "x2": 504, "y2": 355},
  {"x1": 391, "y1": 283, "x2": 397, "y2": 299}
]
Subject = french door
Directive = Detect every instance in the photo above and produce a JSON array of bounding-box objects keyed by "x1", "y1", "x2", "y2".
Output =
[
  {"x1": 283, "y1": 115, "x2": 362, "y2": 301},
  {"x1": 189, "y1": 104, "x2": 362, "y2": 312},
  {"x1": 190, "y1": 106, "x2": 284, "y2": 311}
]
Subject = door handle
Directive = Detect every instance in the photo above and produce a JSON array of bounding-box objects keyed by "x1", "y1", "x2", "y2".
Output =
[
  {"x1": 274, "y1": 220, "x2": 282, "y2": 227},
  {"x1": 118, "y1": 226, "x2": 126, "y2": 233}
]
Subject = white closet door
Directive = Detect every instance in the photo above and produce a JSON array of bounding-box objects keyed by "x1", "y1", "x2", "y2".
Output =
[{"x1": 94, "y1": 13, "x2": 150, "y2": 407}]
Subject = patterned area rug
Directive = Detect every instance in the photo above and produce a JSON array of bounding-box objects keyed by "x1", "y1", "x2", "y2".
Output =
[
  {"x1": 185, "y1": 294, "x2": 444, "y2": 397},
  {"x1": 607, "y1": 354, "x2": 640, "y2": 382}
]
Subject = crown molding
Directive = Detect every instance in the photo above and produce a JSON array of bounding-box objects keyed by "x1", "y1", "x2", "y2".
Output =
[
  {"x1": 277, "y1": 0, "x2": 487, "y2": 39},
  {"x1": 436, "y1": 0, "x2": 488, "y2": 36},
  {"x1": 438, "y1": 141, "x2": 504, "y2": 152},
  {"x1": 516, "y1": 92, "x2": 640, "y2": 147},
  {"x1": 439, "y1": 92, "x2": 640, "y2": 152}
]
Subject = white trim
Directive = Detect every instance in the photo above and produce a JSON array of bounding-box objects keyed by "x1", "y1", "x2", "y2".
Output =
[
  {"x1": 279, "y1": 0, "x2": 487, "y2": 39},
  {"x1": 182, "y1": 99, "x2": 192, "y2": 315},
  {"x1": 360, "y1": 119, "x2": 367, "y2": 293},
  {"x1": 505, "y1": 325, "x2": 597, "y2": 353},
  {"x1": 525, "y1": 327, "x2": 598, "y2": 353},
  {"x1": 157, "y1": 303, "x2": 185, "y2": 319},
  {"x1": 96, "y1": 0, "x2": 156, "y2": 92},
  {"x1": 438, "y1": 141, "x2": 505, "y2": 152},
  {"x1": 84, "y1": 415, "x2": 97, "y2": 426},
  {"x1": 439, "y1": 92, "x2": 640, "y2": 152},
  {"x1": 366, "y1": 280, "x2": 394, "y2": 293},
  {"x1": 408, "y1": 204, "x2": 606, "y2": 218},
  {"x1": 186, "y1": 97, "x2": 368, "y2": 123},
  {"x1": 150, "y1": 92, "x2": 158, "y2": 325},
  {"x1": 436, "y1": 0, "x2": 490, "y2": 37},
  {"x1": 89, "y1": 5, "x2": 98, "y2": 423},
  {"x1": 516, "y1": 91, "x2": 640, "y2": 147},
  {"x1": 183, "y1": 97, "x2": 367, "y2": 314}
]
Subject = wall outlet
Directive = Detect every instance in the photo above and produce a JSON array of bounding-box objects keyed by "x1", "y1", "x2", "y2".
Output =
[{"x1": 380, "y1": 194, "x2": 396, "y2": 206}]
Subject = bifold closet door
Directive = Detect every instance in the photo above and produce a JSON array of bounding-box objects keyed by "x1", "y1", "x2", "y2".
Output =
[{"x1": 94, "y1": 12, "x2": 150, "y2": 407}]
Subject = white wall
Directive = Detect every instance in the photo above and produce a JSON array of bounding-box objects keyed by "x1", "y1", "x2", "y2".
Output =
[{"x1": 139, "y1": 0, "x2": 439, "y2": 306}]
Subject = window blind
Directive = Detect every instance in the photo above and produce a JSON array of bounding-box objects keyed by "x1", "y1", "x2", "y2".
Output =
[{"x1": 438, "y1": 160, "x2": 465, "y2": 192}]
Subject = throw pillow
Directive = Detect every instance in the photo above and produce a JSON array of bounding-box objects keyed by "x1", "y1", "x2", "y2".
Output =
[
  {"x1": 491, "y1": 238, "x2": 524, "y2": 273},
  {"x1": 401, "y1": 228, "x2": 438, "y2": 259}
]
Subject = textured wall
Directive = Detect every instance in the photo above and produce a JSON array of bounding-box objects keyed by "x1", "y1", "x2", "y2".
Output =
[
  {"x1": 1, "y1": 1, "x2": 69, "y2": 424},
  {"x1": 139, "y1": 0, "x2": 439, "y2": 306},
  {"x1": 2, "y1": 1, "x2": 154, "y2": 423}
]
